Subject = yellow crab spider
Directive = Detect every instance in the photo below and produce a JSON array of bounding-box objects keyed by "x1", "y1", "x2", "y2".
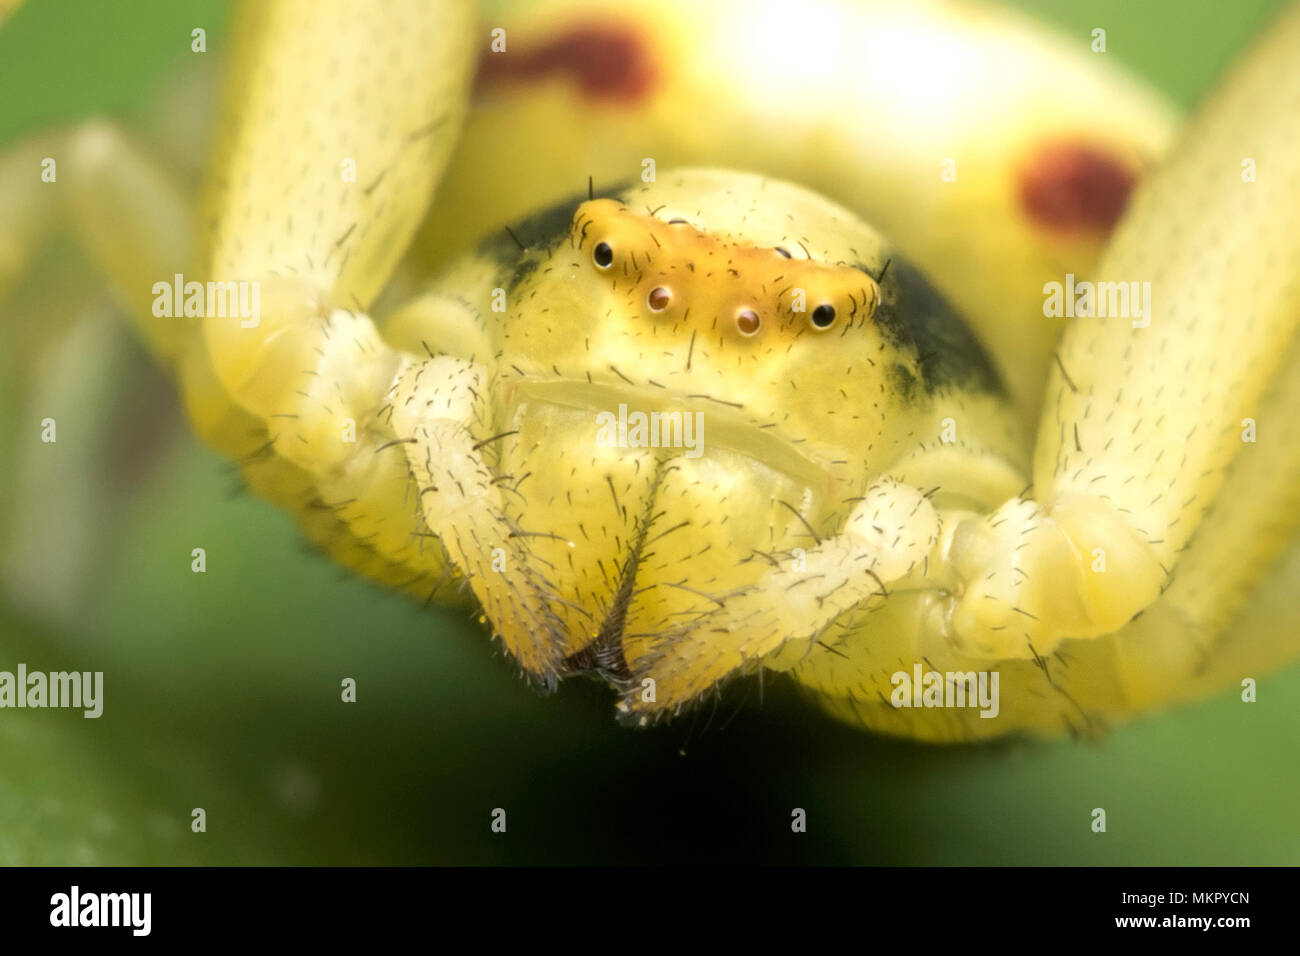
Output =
[{"x1": 3, "y1": 0, "x2": 1300, "y2": 742}]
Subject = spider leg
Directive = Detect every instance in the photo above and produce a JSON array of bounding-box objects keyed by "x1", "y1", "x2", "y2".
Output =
[
  {"x1": 1108, "y1": 323, "x2": 1300, "y2": 711},
  {"x1": 619, "y1": 476, "x2": 940, "y2": 717},
  {"x1": 944, "y1": 2, "x2": 1300, "y2": 662},
  {"x1": 2, "y1": 2, "x2": 482, "y2": 603},
  {"x1": 0, "y1": 122, "x2": 192, "y2": 363},
  {"x1": 391, "y1": 355, "x2": 567, "y2": 680}
]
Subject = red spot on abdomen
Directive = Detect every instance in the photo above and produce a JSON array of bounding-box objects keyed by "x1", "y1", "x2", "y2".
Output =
[
  {"x1": 1018, "y1": 141, "x2": 1138, "y2": 233},
  {"x1": 477, "y1": 23, "x2": 657, "y2": 105}
]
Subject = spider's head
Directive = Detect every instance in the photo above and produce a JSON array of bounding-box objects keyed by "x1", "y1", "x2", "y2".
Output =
[
  {"x1": 568, "y1": 197, "x2": 880, "y2": 343},
  {"x1": 487, "y1": 171, "x2": 1007, "y2": 713},
  {"x1": 496, "y1": 170, "x2": 943, "y2": 475}
]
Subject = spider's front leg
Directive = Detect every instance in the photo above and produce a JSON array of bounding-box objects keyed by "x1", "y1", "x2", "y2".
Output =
[
  {"x1": 622, "y1": 477, "x2": 941, "y2": 717},
  {"x1": 188, "y1": 0, "x2": 574, "y2": 673},
  {"x1": 387, "y1": 353, "x2": 566, "y2": 680},
  {"x1": 943, "y1": 1, "x2": 1300, "y2": 662}
]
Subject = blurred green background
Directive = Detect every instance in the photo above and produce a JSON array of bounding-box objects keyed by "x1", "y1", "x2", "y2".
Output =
[{"x1": 0, "y1": 0, "x2": 1296, "y2": 865}]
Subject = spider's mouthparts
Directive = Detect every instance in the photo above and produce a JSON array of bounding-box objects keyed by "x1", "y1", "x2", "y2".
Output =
[{"x1": 556, "y1": 459, "x2": 669, "y2": 687}]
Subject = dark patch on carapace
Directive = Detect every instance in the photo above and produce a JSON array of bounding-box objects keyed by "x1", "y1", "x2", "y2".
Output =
[
  {"x1": 1018, "y1": 141, "x2": 1137, "y2": 233},
  {"x1": 476, "y1": 22, "x2": 657, "y2": 105},
  {"x1": 887, "y1": 363, "x2": 918, "y2": 404},
  {"x1": 862, "y1": 256, "x2": 1003, "y2": 396}
]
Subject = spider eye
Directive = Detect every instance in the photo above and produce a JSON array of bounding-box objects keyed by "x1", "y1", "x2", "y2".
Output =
[
  {"x1": 647, "y1": 286, "x2": 671, "y2": 311},
  {"x1": 811, "y1": 304, "x2": 836, "y2": 329},
  {"x1": 593, "y1": 242, "x2": 614, "y2": 268},
  {"x1": 736, "y1": 309, "x2": 761, "y2": 336}
]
